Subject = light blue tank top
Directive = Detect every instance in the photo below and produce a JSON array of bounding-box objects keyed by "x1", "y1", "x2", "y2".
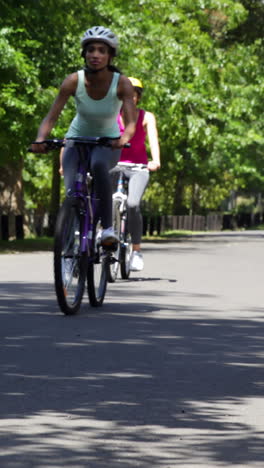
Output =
[{"x1": 66, "y1": 70, "x2": 122, "y2": 138}]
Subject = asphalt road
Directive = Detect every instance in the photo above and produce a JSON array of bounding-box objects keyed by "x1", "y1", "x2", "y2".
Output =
[{"x1": 1, "y1": 233, "x2": 264, "y2": 467}]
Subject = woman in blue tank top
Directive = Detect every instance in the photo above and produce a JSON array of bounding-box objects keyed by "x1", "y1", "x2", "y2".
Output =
[{"x1": 31, "y1": 26, "x2": 136, "y2": 246}]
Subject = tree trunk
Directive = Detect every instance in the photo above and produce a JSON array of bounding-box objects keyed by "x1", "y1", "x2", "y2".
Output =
[
  {"x1": 0, "y1": 159, "x2": 24, "y2": 239},
  {"x1": 191, "y1": 183, "x2": 200, "y2": 215},
  {"x1": 173, "y1": 142, "x2": 190, "y2": 215},
  {"x1": 47, "y1": 151, "x2": 61, "y2": 236},
  {"x1": 173, "y1": 170, "x2": 187, "y2": 215}
]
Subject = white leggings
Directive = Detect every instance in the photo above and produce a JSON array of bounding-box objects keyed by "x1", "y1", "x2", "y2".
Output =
[{"x1": 112, "y1": 166, "x2": 149, "y2": 244}]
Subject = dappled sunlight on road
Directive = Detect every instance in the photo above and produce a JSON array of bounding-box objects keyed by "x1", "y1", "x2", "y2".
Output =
[{"x1": 1, "y1": 241, "x2": 264, "y2": 466}]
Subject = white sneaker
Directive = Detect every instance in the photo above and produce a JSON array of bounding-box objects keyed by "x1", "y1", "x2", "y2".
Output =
[
  {"x1": 101, "y1": 227, "x2": 119, "y2": 248},
  {"x1": 130, "y1": 251, "x2": 144, "y2": 271}
]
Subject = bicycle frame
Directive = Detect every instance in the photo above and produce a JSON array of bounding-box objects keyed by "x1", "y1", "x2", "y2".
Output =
[
  {"x1": 30, "y1": 136, "x2": 120, "y2": 312},
  {"x1": 30, "y1": 136, "x2": 121, "y2": 257},
  {"x1": 112, "y1": 162, "x2": 148, "y2": 213},
  {"x1": 112, "y1": 175, "x2": 128, "y2": 243},
  {"x1": 111, "y1": 162, "x2": 148, "y2": 277},
  {"x1": 67, "y1": 145, "x2": 98, "y2": 258}
]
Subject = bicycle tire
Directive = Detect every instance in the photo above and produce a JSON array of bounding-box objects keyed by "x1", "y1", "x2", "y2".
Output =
[
  {"x1": 120, "y1": 216, "x2": 132, "y2": 279},
  {"x1": 87, "y1": 219, "x2": 108, "y2": 306},
  {"x1": 107, "y1": 199, "x2": 121, "y2": 283},
  {"x1": 54, "y1": 198, "x2": 86, "y2": 315}
]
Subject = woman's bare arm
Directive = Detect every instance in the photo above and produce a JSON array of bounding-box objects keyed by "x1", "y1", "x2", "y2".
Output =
[
  {"x1": 113, "y1": 75, "x2": 137, "y2": 148},
  {"x1": 144, "y1": 111, "x2": 160, "y2": 171},
  {"x1": 31, "y1": 73, "x2": 77, "y2": 152}
]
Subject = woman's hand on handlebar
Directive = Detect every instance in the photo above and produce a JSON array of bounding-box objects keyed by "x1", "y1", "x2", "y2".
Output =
[
  {"x1": 30, "y1": 141, "x2": 48, "y2": 153},
  {"x1": 111, "y1": 136, "x2": 130, "y2": 150},
  {"x1": 29, "y1": 139, "x2": 64, "y2": 153},
  {"x1": 147, "y1": 160, "x2": 160, "y2": 171}
]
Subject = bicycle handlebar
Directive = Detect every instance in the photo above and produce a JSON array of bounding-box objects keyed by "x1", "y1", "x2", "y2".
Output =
[
  {"x1": 29, "y1": 139, "x2": 65, "y2": 151},
  {"x1": 117, "y1": 162, "x2": 148, "y2": 169},
  {"x1": 28, "y1": 137, "x2": 130, "y2": 152}
]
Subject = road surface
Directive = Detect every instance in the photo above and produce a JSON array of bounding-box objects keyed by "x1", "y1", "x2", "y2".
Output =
[{"x1": 0, "y1": 233, "x2": 264, "y2": 467}]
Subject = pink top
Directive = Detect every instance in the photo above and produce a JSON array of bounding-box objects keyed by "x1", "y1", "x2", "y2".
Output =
[{"x1": 118, "y1": 109, "x2": 148, "y2": 164}]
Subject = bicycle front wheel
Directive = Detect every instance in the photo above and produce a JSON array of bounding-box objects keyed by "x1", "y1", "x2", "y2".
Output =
[
  {"x1": 107, "y1": 199, "x2": 121, "y2": 283},
  {"x1": 87, "y1": 219, "x2": 108, "y2": 306},
  {"x1": 54, "y1": 199, "x2": 86, "y2": 315},
  {"x1": 120, "y1": 217, "x2": 132, "y2": 279}
]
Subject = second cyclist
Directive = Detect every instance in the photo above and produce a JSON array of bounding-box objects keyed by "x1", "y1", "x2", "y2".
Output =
[{"x1": 116, "y1": 77, "x2": 160, "y2": 271}]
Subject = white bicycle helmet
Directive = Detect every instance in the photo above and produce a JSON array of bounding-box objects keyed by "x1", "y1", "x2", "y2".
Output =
[{"x1": 81, "y1": 26, "x2": 118, "y2": 56}]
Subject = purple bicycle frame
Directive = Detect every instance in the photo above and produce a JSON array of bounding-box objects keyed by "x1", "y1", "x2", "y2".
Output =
[{"x1": 70, "y1": 152, "x2": 99, "y2": 256}]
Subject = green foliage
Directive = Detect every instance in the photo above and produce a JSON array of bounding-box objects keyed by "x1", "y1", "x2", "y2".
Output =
[
  {"x1": 0, "y1": 27, "x2": 40, "y2": 163},
  {"x1": 235, "y1": 195, "x2": 255, "y2": 214},
  {"x1": 0, "y1": 0, "x2": 264, "y2": 217}
]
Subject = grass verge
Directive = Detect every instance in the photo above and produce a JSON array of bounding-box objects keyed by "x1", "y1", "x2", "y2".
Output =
[
  {"x1": 2, "y1": 226, "x2": 261, "y2": 253},
  {"x1": 142, "y1": 229, "x2": 201, "y2": 241},
  {"x1": 1, "y1": 231, "x2": 194, "y2": 253},
  {"x1": 0, "y1": 237, "x2": 54, "y2": 254}
]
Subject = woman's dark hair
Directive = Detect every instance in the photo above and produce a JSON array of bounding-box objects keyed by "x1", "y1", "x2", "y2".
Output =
[
  {"x1": 134, "y1": 86, "x2": 143, "y2": 97},
  {"x1": 108, "y1": 64, "x2": 122, "y2": 73}
]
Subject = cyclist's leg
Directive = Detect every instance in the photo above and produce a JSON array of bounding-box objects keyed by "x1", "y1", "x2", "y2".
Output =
[
  {"x1": 91, "y1": 146, "x2": 121, "y2": 228},
  {"x1": 127, "y1": 169, "x2": 149, "y2": 271},
  {"x1": 127, "y1": 169, "x2": 149, "y2": 244},
  {"x1": 87, "y1": 147, "x2": 121, "y2": 303},
  {"x1": 62, "y1": 145, "x2": 79, "y2": 194}
]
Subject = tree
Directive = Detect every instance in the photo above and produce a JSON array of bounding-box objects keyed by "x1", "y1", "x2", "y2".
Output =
[
  {"x1": 1, "y1": 0, "x2": 264, "y2": 233},
  {"x1": 0, "y1": 1, "x2": 93, "y2": 234}
]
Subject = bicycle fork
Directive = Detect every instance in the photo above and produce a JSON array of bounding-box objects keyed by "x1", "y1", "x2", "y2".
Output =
[{"x1": 78, "y1": 172, "x2": 94, "y2": 257}]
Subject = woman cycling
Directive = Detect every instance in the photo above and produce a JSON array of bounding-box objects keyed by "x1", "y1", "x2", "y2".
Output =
[
  {"x1": 31, "y1": 26, "x2": 136, "y2": 247},
  {"x1": 116, "y1": 77, "x2": 160, "y2": 271}
]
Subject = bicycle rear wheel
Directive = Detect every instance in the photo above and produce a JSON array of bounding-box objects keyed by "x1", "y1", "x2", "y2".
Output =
[
  {"x1": 87, "y1": 219, "x2": 108, "y2": 306},
  {"x1": 120, "y1": 217, "x2": 132, "y2": 279},
  {"x1": 54, "y1": 198, "x2": 86, "y2": 315},
  {"x1": 107, "y1": 199, "x2": 121, "y2": 283}
]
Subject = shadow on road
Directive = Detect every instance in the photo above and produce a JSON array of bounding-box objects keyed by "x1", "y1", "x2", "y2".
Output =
[{"x1": 0, "y1": 281, "x2": 263, "y2": 466}]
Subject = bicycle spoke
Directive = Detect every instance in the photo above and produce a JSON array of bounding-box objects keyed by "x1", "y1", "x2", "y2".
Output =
[
  {"x1": 54, "y1": 199, "x2": 86, "y2": 315},
  {"x1": 108, "y1": 199, "x2": 121, "y2": 282},
  {"x1": 87, "y1": 219, "x2": 108, "y2": 306}
]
